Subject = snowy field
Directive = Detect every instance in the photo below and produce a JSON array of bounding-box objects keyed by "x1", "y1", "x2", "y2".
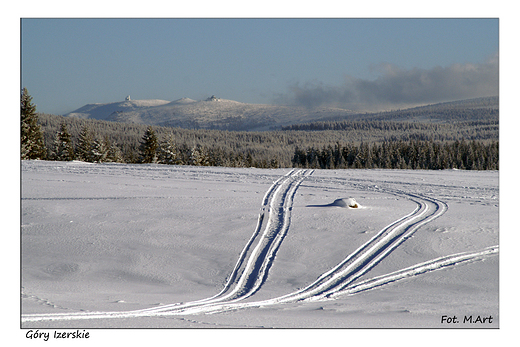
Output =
[{"x1": 21, "y1": 160, "x2": 499, "y2": 329}]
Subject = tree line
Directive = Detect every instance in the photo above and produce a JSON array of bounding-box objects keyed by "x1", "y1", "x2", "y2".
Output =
[
  {"x1": 292, "y1": 140, "x2": 499, "y2": 170},
  {"x1": 21, "y1": 88, "x2": 499, "y2": 170},
  {"x1": 282, "y1": 119, "x2": 498, "y2": 142}
]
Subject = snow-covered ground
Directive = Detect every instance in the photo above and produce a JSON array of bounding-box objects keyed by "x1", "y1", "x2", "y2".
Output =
[{"x1": 21, "y1": 160, "x2": 498, "y2": 328}]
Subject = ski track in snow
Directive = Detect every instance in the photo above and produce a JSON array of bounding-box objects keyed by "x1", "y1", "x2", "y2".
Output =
[{"x1": 21, "y1": 169, "x2": 498, "y2": 322}]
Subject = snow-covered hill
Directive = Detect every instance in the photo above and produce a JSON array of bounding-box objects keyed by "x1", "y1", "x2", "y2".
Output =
[
  {"x1": 21, "y1": 161, "x2": 498, "y2": 328},
  {"x1": 64, "y1": 96, "x2": 354, "y2": 131},
  {"x1": 65, "y1": 98, "x2": 171, "y2": 118}
]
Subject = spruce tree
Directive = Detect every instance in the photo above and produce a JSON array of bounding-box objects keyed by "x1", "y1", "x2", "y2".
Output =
[
  {"x1": 106, "y1": 140, "x2": 124, "y2": 163},
  {"x1": 21, "y1": 88, "x2": 46, "y2": 159},
  {"x1": 159, "y1": 133, "x2": 180, "y2": 165},
  {"x1": 189, "y1": 144, "x2": 209, "y2": 166},
  {"x1": 75, "y1": 126, "x2": 94, "y2": 162},
  {"x1": 52, "y1": 122, "x2": 74, "y2": 161},
  {"x1": 138, "y1": 126, "x2": 159, "y2": 163},
  {"x1": 91, "y1": 137, "x2": 109, "y2": 163}
]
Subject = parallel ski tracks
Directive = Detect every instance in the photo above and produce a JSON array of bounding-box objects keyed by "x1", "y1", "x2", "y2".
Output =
[
  {"x1": 264, "y1": 191, "x2": 447, "y2": 303},
  {"x1": 332, "y1": 245, "x2": 498, "y2": 297},
  {"x1": 22, "y1": 169, "x2": 312, "y2": 322},
  {"x1": 22, "y1": 170, "x2": 498, "y2": 323},
  {"x1": 135, "y1": 168, "x2": 312, "y2": 312}
]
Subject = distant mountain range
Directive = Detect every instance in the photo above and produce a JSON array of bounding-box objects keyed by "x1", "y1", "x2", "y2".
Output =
[
  {"x1": 64, "y1": 95, "x2": 498, "y2": 131},
  {"x1": 64, "y1": 95, "x2": 357, "y2": 131}
]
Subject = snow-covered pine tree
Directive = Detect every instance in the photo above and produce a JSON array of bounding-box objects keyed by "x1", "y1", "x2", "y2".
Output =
[
  {"x1": 138, "y1": 126, "x2": 159, "y2": 163},
  {"x1": 21, "y1": 88, "x2": 46, "y2": 160},
  {"x1": 106, "y1": 140, "x2": 124, "y2": 163},
  {"x1": 91, "y1": 137, "x2": 109, "y2": 163},
  {"x1": 52, "y1": 122, "x2": 74, "y2": 161},
  {"x1": 159, "y1": 133, "x2": 181, "y2": 165},
  {"x1": 75, "y1": 125, "x2": 94, "y2": 162},
  {"x1": 89, "y1": 137, "x2": 122, "y2": 163},
  {"x1": 189, "y1": 144, "x2": 209, "y2": 166}
]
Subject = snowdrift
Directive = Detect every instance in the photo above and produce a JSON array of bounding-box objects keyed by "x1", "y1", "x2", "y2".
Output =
[
  {"x1": 307, "y1": 197, "x2": 361, "y2": 208},
  {"x1": 332, "y1": 198, "x2": 359, "y2": 208}
]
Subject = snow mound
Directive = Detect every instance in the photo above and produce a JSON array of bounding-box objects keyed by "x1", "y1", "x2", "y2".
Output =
[
  {"x1": 307, "y1": 198, "x2": 364, "y2": 208},
  {"x1": 331, "y1": 198, "x2": 360, "y2": 208},
  {"x1": 306, "y1": 197, "x2": 361, "y2": 209}
]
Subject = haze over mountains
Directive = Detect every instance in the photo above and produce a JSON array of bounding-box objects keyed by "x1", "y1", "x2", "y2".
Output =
[{"x1": 64, "y1": 95, "x2": 498, "y2": 132}]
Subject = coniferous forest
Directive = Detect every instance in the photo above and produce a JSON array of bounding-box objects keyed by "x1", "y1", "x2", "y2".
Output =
[
  {"x1": 21, "y1": 89, "x2": 499, "y2": 170},
  {"x1": 291, "y1": 140, "x2": 498, "y2": 170}
]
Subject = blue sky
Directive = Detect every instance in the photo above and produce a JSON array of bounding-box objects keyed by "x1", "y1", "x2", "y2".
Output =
[{"x1": 21, "y1": 18, "x2": 498, "y2": 114}]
